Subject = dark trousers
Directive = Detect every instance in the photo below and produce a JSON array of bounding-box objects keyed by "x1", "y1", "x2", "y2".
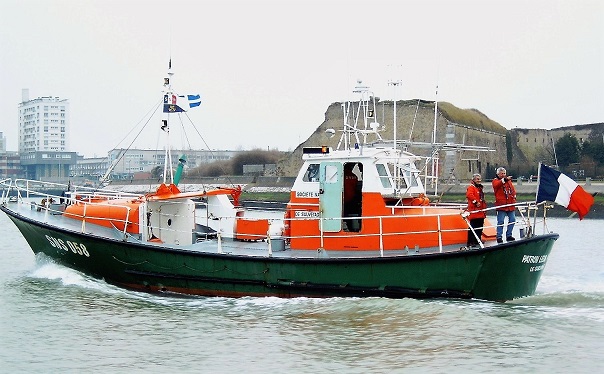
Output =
[{"x1": 467, "y1": 218, "x2": 485, "y2": 246}]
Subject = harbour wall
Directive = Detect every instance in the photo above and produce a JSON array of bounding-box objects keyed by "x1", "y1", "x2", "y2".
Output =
[{"x1": 108, "y1": 176, "x2": 604, "y2": 195}]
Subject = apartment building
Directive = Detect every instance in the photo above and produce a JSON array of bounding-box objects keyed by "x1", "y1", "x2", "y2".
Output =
[{"x1": 18, "y1": 90, "x2": 77, "y2": 180}]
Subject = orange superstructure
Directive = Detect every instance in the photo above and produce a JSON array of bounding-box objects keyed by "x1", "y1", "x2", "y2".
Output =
[{"x1": 285, "y1": 190, "x2": 495, "y2": 251}]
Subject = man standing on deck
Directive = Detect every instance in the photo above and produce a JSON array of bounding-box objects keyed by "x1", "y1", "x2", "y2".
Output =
[
  {"x1": 492, "y1": 167, "x2": 517, "y2": 243},
  {"x1": 465, "y1": 173, "x2": 487, "y2": 249}
]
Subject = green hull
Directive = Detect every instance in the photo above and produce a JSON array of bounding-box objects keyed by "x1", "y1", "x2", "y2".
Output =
[{"x1": 3, "y1": 206, "x2": 558, "y2": 302}]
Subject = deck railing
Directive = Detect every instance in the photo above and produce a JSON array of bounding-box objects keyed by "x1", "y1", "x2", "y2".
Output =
[{"x1": 1, "y1": 178, "x2": 553, "y2": 256}]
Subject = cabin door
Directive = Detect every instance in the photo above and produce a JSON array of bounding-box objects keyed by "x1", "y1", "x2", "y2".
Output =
[{"x1": 319, "y1": 162, "x2": 343, "y2": 232}]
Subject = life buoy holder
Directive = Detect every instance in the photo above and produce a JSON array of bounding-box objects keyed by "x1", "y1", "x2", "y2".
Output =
[{"x1": 408, "y1": 194, "x2": 430, "y2": 206}]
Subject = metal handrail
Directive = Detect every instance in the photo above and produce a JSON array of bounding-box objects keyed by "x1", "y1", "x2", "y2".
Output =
[{"x1": 3, "y1": 178, "x2": 553, "y2": 254}]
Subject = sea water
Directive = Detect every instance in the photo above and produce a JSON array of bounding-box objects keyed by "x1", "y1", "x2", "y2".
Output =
[{"x1": 0, "y1": 212, "x2": 602, "y2": 373}]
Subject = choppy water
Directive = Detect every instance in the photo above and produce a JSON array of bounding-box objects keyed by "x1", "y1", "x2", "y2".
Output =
[{"x1": 0, "y1": 212, "x2": 602, "y2": 373}]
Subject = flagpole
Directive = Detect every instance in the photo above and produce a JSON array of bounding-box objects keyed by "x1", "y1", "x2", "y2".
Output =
[
  {"x1": 535, "y1": 162, "x2": 542, "y2": 202},
  {"x1": 162, "y1": 59, "x2": 176, "y2": 185},
  {"x1": 533, "y1": 162, "x2": 543, "y2": 234}
]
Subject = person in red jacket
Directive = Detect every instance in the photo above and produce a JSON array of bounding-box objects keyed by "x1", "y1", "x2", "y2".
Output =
[
  {"x1": 492, "y1": 167, "x2": 516, "y2": 243},
  {"x1": 465, "y1": 173, "x2": 487, "y2": 248}
]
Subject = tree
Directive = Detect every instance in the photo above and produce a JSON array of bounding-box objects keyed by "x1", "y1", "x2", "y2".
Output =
[
  {"x1": 555, "y1": 133, "x2": 580, "y2": 167},
  {"x1": 192, "y1": 160, "x2": 233, "y2": 177},
  {"x1": 581, "y1": 140, "x2": 604, "y2": 165},
  {"x1": 505, "y1": 131, "x2": 513, "y2": 164},
  {"x1": 151, "y1": 165, "x2": 163, "y2": 179},
  {"x1": 230, "y1": 149, "x2": 284, "y2": 175},
  {"x1": 187, "y1": 149, "x2": 286, "y2": 177}
]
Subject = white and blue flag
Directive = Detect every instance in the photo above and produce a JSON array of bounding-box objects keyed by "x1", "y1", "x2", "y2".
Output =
[
  {"x1": 163, "y1": 94, "x2": 201, "y2": 113},
  {"x1": 185, "y1": 94, "x2": 201, "y2": 108}
]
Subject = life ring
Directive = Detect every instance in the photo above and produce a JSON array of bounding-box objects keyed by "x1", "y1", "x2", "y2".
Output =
[{"x1": 409, "y1": 194, "x2": 430, "y2": 206}]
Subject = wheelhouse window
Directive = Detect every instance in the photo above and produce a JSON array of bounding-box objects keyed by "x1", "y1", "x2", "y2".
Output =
[
  {"x1": 376, "y1": 164, "x2": 392, "y2": 188},
  {"x1": 382, "y1": 162, "x2": 421, "y2": 190},
  {"x1": 302, "y1": 164, "x2": 320, "y2": 182},
  {"x1": 400, "y1": 163, "x2": 420, "y2": 188}
]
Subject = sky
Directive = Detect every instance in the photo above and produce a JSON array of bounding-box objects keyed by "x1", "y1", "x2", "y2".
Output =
[{"x1": 1, "y1": 0, "x2": 603, "y2": 158}]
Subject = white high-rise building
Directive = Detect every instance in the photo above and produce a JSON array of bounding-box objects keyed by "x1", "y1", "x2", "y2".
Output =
[
  {"x1": 17, "y1": 89, "x2": 76, "y2": 181},
  {"x1": 18, "y1": 89, "x2": 70, "y2": 153},
  {"x1": 0, "y1": 131, "x2": 6, "y2": 153}
]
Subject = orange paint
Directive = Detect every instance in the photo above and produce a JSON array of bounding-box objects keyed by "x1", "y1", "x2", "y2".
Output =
[
  {"x1": 286, "y1": 191, "x2": 491, "y2": 251},
  {"x1": 64, "y1": 198, "x2": 141, "y2": 234},
  {"x1": 235, "y1": 218, "x2": 269, "y2": 241}
]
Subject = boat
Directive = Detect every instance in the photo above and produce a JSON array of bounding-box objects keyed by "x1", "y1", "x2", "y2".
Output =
[{"x1": 0, "y1": 65, "x2": 559, "y2": 302}]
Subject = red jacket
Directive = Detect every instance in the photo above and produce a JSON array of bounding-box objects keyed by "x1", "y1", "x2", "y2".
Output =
[
  {"x1": 492, "y1": 177, "x2": 516, "y2": 211},
  {"x1": 466, "y1": 182, "x2": 486, "y2": 219}
]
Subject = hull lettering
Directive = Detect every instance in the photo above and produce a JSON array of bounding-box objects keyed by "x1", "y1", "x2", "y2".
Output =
[
  {"x1": 45, "y1": 235, "x2": 90, "y2": 257},
  {"x1": 294, "y1": 211, "x2": 320, "y2": 218}
]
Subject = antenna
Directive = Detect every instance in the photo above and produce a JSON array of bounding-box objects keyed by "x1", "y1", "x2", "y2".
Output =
[
  {"x1": 388, "y1": 75, "x2": 402, "y2": 151},
  {"x1": 432, "y1": 84, "x2": 438, "y2": 144},
  {"x1": 431, "y1": 84, "x2": 439, "y2": 194},
  {"x1": 336, "y1": 80, "x2": 383, "y2": 151},
  {"x1": 551, "y1": 135, "x2": 559, "y2": 168},
  {"x1": 408, "y1": 99, "x2": 420, "y2": 146}
]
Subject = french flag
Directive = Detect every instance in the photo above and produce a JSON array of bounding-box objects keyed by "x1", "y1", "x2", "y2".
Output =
[{"x1": 536, "y1": 163, "x2": 594, "y2": 219}]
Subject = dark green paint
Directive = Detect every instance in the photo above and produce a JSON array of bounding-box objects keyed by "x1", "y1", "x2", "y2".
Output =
[{"x1": 3, "y1": 206, "x2": 558, "y2": 302}]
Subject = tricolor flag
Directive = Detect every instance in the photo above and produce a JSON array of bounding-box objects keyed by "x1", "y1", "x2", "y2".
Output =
[
  {"x1": 162, "y1": 94, "x2": 201, "y2": 113},
  {"x1": 536, "y1": 163, "x2": 594, "y2": 219}
]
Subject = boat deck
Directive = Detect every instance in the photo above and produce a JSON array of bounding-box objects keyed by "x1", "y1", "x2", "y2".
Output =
[{"x1": 5, "y1": 199, "x2": 499, "y2": 260}]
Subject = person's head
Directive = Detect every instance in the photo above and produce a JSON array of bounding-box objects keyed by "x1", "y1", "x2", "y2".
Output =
[
  {"x1": 496, "y1": 167, "x2": 507, "y2": 178},
  {"x1": 472, "y1": 173, "x2": 482, "y2": 183}
]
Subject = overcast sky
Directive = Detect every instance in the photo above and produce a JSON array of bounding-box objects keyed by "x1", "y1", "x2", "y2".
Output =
[{"x1": 1, "y1": 0, "x2": 603, "y2": 157}]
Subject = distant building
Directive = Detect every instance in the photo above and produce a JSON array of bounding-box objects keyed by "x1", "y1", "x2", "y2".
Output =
[
  {"x1": 18, "y1": 89, "x2": 70, "y2": 153},
  {"x1": 20, "y1": 151, "x2": 78, "y2": 181},
  {"x1": 0, "y1": 131, "x2": 6, "y2": 153},
  {"x1": 0, "y1": 151, "x2": 22, "y2": 179},
  {"x1": 17, "y1": 90, "x2": 77, "y2": 180},
  {"x1": 243, "y1": 164, "x2": 277, "y2": 176},
  {"x1": 0, "y1": 132, "x2": 23, "y2": 179},
  {"x1": 70, "y1": 156, "x2": 110, "y2": 179},
  {"x1": 70, "y1": 148, "x2": 237, "y2": 180}
]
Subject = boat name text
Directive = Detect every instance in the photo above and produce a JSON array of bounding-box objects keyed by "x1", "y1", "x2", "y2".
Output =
[
  {"x1": 45, "y1": 235, "x2": 90, "y2": 257},
  {"x1": 295, "y1": 191, "x2": 319, "y2": 199},
  {"x1": 295, "y1": 211, "x2": 321, "y2": 218},
  {"x1": 522, "y1": 254, "x2": 547, "y2": 272},
  {"x1": 521, "y1": 254, "x2": 548, "y2": 264}
]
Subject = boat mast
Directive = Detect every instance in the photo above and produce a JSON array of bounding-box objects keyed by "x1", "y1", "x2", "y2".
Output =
[
  {"x1": 388, "y1": 76, "x2": 402, "y2": 191},
  {"x1": 430, "y1": 84, "x2": 439, "y2": 195},
  {"x1": 337, "y1": 80, "x2": 368, "y2": 151},
  {"x1": 162, "y1": 59, "x2": 175, "y2": 185},
  {"x1": 388, "y1": 77, "x2": 402, "y2": 151}
]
